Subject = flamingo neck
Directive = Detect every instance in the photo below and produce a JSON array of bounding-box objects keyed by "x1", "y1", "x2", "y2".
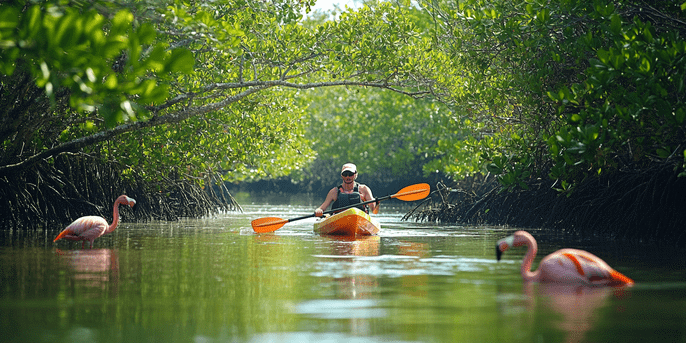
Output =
[
  {"x1": 107, "y1": 199, "x2": 122, "y2": 233},
  {"x1": 516, "y1": 231, "x2": 541, "y2": 282}
]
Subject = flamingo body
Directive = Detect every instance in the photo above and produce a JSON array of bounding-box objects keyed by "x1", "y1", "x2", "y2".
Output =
[
  {"x1": 496, "y1": 231, "x2": 633, "y2": 286},
  {"x1": 54, "y1": 195, "x2": 136, "y2": 248}
]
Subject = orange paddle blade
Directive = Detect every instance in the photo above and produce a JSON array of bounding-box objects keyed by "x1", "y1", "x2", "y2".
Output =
[
  {"x1": 251, "y1": 217, "x2": 288, "y2": 233},
  {"x1": 392, "y1": 183, "x2": 430, "y2": 201}
]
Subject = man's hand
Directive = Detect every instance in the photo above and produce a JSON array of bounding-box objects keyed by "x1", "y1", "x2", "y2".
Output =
[{"x1": 314, "y1": 208, "x2": 324, "y2": 217}]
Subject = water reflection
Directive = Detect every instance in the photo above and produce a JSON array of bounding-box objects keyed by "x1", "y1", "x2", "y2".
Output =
[
  {"x1": 315, "y1": 236, "x2": 381, "y2": 301},
  {"x1": 525, "y1": 282, "x2": 630, "y2": 343},
  {"x1": 395, "y1": 241, "x2": 429, "y2": 298},
  {"x1": 396, "y1": 241, "x2": 429, "y2": 258},
  {"x1": 298, "y1": 237, "x2": 439, "y2": 336},
  {"x1": 323, "y1": 235, "x2": 380, "y2": 256},
  {"x1": 297, "y1": 236, "x2": 383, "y2": 337},
  {"x1": 1, "y1": 204, "x2": 684, "y2": 343},
  {"x1": 55, "y1": 248, "x2": 119, "y2": 297}
]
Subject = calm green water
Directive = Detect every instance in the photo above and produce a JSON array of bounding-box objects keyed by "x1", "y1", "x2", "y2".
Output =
[{"x1": 1, "y1": 200, "x2": 685, "y2": 343}]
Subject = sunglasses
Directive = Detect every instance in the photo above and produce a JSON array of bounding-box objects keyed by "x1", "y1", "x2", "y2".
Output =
[{"x1": 341, "y1": 171, "x2": 355, "y2": 177}]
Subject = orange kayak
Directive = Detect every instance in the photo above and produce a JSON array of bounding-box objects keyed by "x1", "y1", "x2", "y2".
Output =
[{"x1": 313, "y1": 208, "x2": 380, "y2": 237}]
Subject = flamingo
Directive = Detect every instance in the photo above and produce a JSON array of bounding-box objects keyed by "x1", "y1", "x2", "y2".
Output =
[
  {"x1": 495, "y1": 231, "x2": 634, "y2": 286},
  {"x1": 53, "y1": 195, "x2": 136, "y2": 248}
]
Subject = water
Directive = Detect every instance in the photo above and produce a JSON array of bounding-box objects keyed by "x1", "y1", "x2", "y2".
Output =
[{"x1": 1, "y1": 201, "x2": 685, "y2": 343}]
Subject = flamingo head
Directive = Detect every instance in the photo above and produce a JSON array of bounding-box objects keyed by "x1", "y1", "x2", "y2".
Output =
[
  {"x1": 117, "y1": 195, "x2": 136, "y2": 208},
  {"x1": 495, "y1": 234, "x2": 515, "y2": 261}
]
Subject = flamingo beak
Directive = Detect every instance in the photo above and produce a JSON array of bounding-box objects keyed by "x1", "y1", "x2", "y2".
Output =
[{"x1": 495, "y1": 235, "x2": 514, "y2": 262}]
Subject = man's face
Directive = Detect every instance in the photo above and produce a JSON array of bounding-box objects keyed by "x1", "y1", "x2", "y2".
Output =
[{"x1": 341, "y1": 171, "x2": 355, "y2": 184}]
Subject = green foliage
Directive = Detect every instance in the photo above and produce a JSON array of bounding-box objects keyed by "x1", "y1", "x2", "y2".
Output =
[
  {"x1": 7, "y1": 0, "x2": 683, "y2": 201},
  {"x1": 0, "y1": 0, "x2": 338, "y2": 185},
  {"x1": 114, "y1": 92, "x2": 315, "y2": 184},
  {"x1": 3, "y1": 0, "x2": 437, "y2": 191},
  {"x1": 407, "y1": 0, "x2": 560, "y2": 184},
  {"x1": 412, "y1": 0, "x2": 686, "y2": 191},
  {"x1": 0, "y1": 2, "x2": 191, "y2": 127},
  {"x1": 99, "y1": 0, "x2": 322, "y2": 183},
  {"x1": 297, "y1": 86, "x2": 450, "y2": 187},
  {"x1": 547, "y1": 14, "x2": 686, "y2": 186}
]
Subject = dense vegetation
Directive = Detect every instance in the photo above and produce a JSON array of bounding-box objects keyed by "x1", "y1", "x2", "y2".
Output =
[
  {"x1": 2, "y1": 0, "x2": 685, "y2": 244},
  {"x1": 417, "y1": 0, "x2": 686, "y2": 192},
  {"x1": 290, "y1": 0, "x2": 686, "y2": 244},
  {"x1": 400, "y1": 0, "x2": 686, "y2": 244},
  {"x1": 0, "y1": 0, "x2": 437, "y2": 227}
]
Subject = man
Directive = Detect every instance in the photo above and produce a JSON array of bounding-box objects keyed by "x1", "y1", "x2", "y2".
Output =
[{"x1": 314, "y1": 163, "x2": 376, "y2": 216}]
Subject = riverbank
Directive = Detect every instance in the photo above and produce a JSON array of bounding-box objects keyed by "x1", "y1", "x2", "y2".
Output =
[
  {"x1": 0, "y1": 155, "x2": 240, "y2": 229},
  {"x1": 405, "y1": 165, "x2": 686, "y2": 246}
]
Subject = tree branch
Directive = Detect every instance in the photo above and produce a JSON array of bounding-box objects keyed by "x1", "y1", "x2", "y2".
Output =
[{"x1": 1, "y1": 79, "x2": 429, "y2": 175}]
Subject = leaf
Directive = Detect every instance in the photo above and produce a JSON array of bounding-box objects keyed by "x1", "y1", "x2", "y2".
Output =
[
  {"x1": 486, "y1": 163, "x2": 503, "y2": 174},
  {"x1": 23, "y1": 5, "x2": 42, "y2": 39},
  {"x1": 640, "y1": 57, "x2": 651, "y2": 72},
  {"x1": 610, "y1": 14, "x2": 622, "y2": 35},
  {"x1": 111, "y1": 10, "x2": 133, "y2": 37},
  {"x1": 675, "y1": 108, "x2": 685, "y2": 124},
  {"x1": 137, "y1": 24, "x2": 157, "y2": 45},
  {"x1": 144, "y1": 46, "x2": 167, "y2": 72},
  {"x1": 104, "y1": 74, "x2": 118, "y2": 89},
  {"x1": 0, "y1": 6, "x2": 20, "y2": 30},
  {"x1": 166, "y1": 49, "x2": 195, "y2": 73}
]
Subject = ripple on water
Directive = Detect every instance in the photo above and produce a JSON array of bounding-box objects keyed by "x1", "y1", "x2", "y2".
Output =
[
  {"x1": 309, "y1": 254, "x2": 509, "y2": 279},
  {"x1": 294, "y1": 299, "x2": 386, "y2": 319},
  {"x1": 245, "y1": 331, "x2": 420, "y2": 343}
]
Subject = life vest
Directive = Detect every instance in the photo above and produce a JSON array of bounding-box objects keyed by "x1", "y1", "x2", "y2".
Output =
[{"x1": 331, "y1": 183, "x2": 368, "y2": 213}]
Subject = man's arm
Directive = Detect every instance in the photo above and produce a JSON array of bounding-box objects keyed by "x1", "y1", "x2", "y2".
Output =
[
  {"x1": 360, "y1": 185, "x2": 376, "y2": 213},
  {"x1": 315, "y1": 187, "x2": 338, "y2": 216}
]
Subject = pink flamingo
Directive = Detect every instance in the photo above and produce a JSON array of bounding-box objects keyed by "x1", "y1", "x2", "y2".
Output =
[
  {"x1": 53, "y1": 195, "x2": 136, "y2": 248},
  {"x1": 496, "y1": 231, "x2": 634, "y2": 286}
]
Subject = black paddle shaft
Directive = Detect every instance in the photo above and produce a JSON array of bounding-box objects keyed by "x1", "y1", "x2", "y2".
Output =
[{"x1": 289, "y1": 194, "x2": 388, "y2": 223}]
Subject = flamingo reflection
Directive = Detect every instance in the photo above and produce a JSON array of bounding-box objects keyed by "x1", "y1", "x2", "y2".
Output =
[
  {"x1": 55, "y1": 248, "x2": 119, "y2": 296},
  {"x1": 524, "y1": 282, "x2": 630, "y2": 343}
]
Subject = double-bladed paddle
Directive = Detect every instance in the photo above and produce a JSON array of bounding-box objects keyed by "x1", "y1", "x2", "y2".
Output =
[{"x1": 251, "y1": 183, "x2": 431, "y2": 233}]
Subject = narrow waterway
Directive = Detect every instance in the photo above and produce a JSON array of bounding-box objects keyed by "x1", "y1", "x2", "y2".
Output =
[{"x1": 1, "y1": 198, "x2": 685, "y2": 343}]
